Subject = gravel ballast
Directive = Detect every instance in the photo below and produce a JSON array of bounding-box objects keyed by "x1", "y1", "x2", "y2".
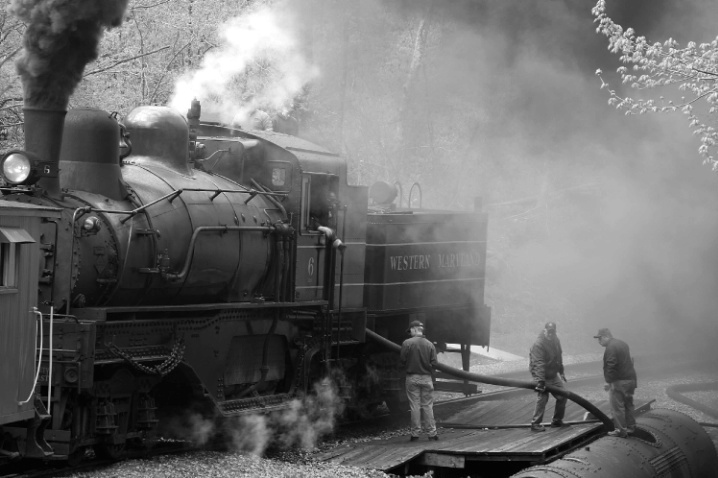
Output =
[{"x1": 52, "y1": 351, "x2": 718, "y2": 478}]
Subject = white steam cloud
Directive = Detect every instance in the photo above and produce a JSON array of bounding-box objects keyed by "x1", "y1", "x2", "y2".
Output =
[
  {"x1": 168, "y1": 2, "x2": 318, "y2": 125},
  {"x1": 164, "y1": 378, "x2": 343, "y2": 456}
]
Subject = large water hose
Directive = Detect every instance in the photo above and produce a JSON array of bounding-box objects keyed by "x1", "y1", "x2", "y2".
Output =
[{"x1": 365, "y1": 329, "x2": 614, "y2": 429}]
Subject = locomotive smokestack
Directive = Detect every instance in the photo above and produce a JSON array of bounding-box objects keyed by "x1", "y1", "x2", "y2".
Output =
[
  {"x1": 9, "y1": 0, "x2": 129, "y2": 196},
  {"x1": 23, "y1": 107, "x2": 66, "y2": 197}
]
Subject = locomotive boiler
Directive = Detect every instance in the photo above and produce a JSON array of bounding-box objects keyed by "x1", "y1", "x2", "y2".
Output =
[
  {"x1": 0, "y1": 101, "x2": 491, "y2": 461},
  {"x1": 18, "y1": 106, "x2": 287, "y2": 310}
]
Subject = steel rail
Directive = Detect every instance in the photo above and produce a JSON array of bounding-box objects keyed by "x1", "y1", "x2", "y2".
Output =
[{"x1": 666, "y1": 381, "x2": 718, "y2": 422}]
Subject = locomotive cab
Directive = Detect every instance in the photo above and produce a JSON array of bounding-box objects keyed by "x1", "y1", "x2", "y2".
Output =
[{"x1": 195, "y1": 117, "x2": 367, "y2": 309}]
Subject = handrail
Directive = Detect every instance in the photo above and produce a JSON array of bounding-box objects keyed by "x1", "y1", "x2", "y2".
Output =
[
  {"x1": 163, "y1": 225, "x2": 275, "y2": 281},
  {"x1": 250, "y1": 179, "x2": 286, "y2": 217},
  {"x1": 18, "y1": 308, "x2": 44, "y2": 405},
  {"x1": 47, "y1": 306, "x2": 54, "y2": 414},
  {"x1": 63, "y1": 186, "x2": 290, "y2": 312},
  {"x1": 408, "y1": 182, "x2": 422, "y2": 209},
  {"x1": 66, "y1": 207, "x2": 93, "y2": 315},
  {"x1": 113, "y1": 187, "x2": 288, "y2": 224}
]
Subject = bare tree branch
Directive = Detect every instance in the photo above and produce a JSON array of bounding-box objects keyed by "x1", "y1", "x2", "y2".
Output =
[
  {"x1": 133, "y1": 0, "x2": 173, "y2": 10},
  {"x1": 0, "y1": 100, "x2": 23, "y2": 111},
  {"x1": 83, "y1": 46, "x2": 170, "y2": 77},
  {"x1": 0, "y1": 21, "x2": 25, "y2": 43},
  {"x1": 691, "y1": 67, "x2": 718, "y2": 78},
  {"x1": 130, "y1": 11, "x2": 149, "y2": 101},
  {"x1": 148, "y1": 40, "x2": 191, "y2": 104},
  {"x1": 0, "y1": 46, "x2": 21, "y2": 70}
]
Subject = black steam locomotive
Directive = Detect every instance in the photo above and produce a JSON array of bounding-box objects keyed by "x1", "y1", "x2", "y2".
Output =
[{"x1": 0, "y1": 101, "x2": 490, "y2": 461}]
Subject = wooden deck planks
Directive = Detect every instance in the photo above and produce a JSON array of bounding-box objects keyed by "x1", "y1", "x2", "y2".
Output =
[
  {"x1": 444, "y1": 396, "x2": 533, "y2": 425},
  {"x1": 319, "y1": 397, "x2": 654, "y2": 471}
]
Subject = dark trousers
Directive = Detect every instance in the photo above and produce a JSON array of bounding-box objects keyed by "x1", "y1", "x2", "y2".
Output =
[
  {"x1": 531, "y1": 375, "x2": 567, "y2": 425},
  {"x1": 608, "y1": 379, "x2": 636, "y2": 432}
]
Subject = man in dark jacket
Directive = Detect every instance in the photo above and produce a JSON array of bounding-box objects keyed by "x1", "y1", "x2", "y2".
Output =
[
  {"x1": 529, "y1": 322, "x2": 568, "y2": 431},
  {"x1": 400, "y1": 320, "x2": 439, "y2": 441},
  {"x1": 594, "y1": 328, "x2": 637, "y2": 437}
]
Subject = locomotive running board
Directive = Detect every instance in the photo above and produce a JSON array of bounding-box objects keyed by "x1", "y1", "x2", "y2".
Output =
[
  {"x1": 71, "y1": 300, "x2": 330, "y2": 321},
  {"x1": 217, "y1": 393, "x2": 294, "y2": 416}
]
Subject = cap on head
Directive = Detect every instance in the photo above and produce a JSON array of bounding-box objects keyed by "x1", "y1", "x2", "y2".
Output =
[
  {"x1": 593, "y1": 328, "x2": 612, "y2": 339},
  {"x1": 545, "y1": 322, "x2": 557, "y2": 332},
  {"x1": 406, "y1": 320, "x2": 425, "y2": 333}
]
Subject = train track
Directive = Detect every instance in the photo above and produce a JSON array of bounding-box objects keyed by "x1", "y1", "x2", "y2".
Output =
[
  {"x1": 4, "y1": 355, "x2": 717, "y2": 478},
  {"x1": 0, "y1": 441, "x2": 197, "y2": 478}
]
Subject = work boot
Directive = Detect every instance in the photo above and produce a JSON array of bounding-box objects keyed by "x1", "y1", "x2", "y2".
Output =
[
  {"x1": 551, "y1": 420, "x2": 569, "y2": 428},
  {"x1": 530, "y1": 424, "x2": 546, "y2": 432},
  {"x1": 607, "y1": 430, "x2": 628, "y2": 438},
  {"x1": 627, "y1": 426, "x2": 637, "y2": 434}
]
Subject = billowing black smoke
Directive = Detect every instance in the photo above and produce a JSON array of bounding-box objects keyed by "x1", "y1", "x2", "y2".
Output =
[{"x1": 10, "y1": 0, "x2": 128, "y2": 109}]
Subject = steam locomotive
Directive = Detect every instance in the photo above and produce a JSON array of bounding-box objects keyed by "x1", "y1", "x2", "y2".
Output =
[{"x1": 0, "y1": 101, "x2": 490, "y2": 461}]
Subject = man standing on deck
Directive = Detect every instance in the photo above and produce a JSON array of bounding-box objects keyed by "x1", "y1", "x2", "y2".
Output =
[
  {"x1": 594, "y1": 328, "x2": 637, "y2": 437},
  {"x1": 400, "y1": 320, "x2": 439, "y2": 441},
  {"x1": 529, "y1": 322, "x2": 569, "y2": 431}
]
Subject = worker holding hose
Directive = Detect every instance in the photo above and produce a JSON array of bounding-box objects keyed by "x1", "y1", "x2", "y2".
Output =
[
  {"x1": 529, "y1": 322, "x2": 569, "y2": 431},
  {"x1": 594, "y1": 328, "x2": 637, "y2": 437},
  {"x1": 400, "y1": 320, "x2": 439, "y2": 441}
]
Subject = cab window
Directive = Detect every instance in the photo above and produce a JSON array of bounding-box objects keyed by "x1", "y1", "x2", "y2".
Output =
[
  {"x1": 0, "y1": 227, "x2": 35, "y2": 290},
  {"x1": 271, "y1": 167, "x2": 287, "y2": 187},
  {"x1": 300, "y1": 174, "x2": 339, "y2": 234},
  {"x1": 265, "y1": 161, "x2": 291, "y2": 191},
  {"x1": 0, "y1": 242, "x2": 18, "y2": 288}
]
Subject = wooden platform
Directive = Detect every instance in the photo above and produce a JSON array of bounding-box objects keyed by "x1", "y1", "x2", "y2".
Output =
[{"x1": 319, "y1": 396, "x2": 654, "y2": 474}]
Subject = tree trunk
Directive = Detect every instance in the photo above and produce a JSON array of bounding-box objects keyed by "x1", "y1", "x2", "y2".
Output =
[{"x1": 397, "y1": 1, "x2": 433, "y2": 163}]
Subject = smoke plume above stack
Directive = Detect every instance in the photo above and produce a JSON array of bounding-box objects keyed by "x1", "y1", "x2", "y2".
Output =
[
  {"x1": 168, "y1": 2, "x2": 318, "y2": 125},
  {"x1": 10, "y1": 0, "x2": 129, "y2": 109}
]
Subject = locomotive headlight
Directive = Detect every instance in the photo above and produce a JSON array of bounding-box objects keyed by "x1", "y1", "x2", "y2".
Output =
[
  {"x1": 0, "y1": 150, "x2": 49, "y2": 186},
  {"x1": 1, "y1": 152, "x2": 32, "y2": 184}
]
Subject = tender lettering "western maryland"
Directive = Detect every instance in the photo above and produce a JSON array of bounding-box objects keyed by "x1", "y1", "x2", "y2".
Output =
[
  {"x1": 437, "y1": 252, "x2": 482, "y2": 268},
  {"x1": 388, "y1": 252, "x2": 482, "y2": 271},
  {"x1": 389, "y1": 254, "x2": 430, "y2": 271}
]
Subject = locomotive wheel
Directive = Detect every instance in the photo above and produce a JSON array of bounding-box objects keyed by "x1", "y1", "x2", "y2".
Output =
[
  {"x1": 343, "y1": 401, "x2": 382, "y2": 421},
  {"x1": 384, "y1": 397, "x2": 407, "y2": 413},
  {"x1": 127, "y1": 433, "x2": 155, "y2": 458},
  {"x1": 93, "y1": 443, "x2": 126, "y2": 461},
  {"x1": 66, "y1": 446, "x2": 86, "y2": 466}
]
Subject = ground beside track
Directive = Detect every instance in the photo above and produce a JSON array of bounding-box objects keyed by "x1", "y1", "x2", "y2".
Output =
[{"x1": 20, "y1": 351, "x2": 718, "y2": 478}]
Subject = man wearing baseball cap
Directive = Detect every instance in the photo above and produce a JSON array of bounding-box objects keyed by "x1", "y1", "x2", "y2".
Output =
[
  {"x1": 529, "y1": 322, "x2": 569, "y2": 431},
  {"x1": 594, "y1": 328, "x2": 637, "y2": 437},
  {"x1": 400, "y1": 320, "x2": 439, "y2": 441}
]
